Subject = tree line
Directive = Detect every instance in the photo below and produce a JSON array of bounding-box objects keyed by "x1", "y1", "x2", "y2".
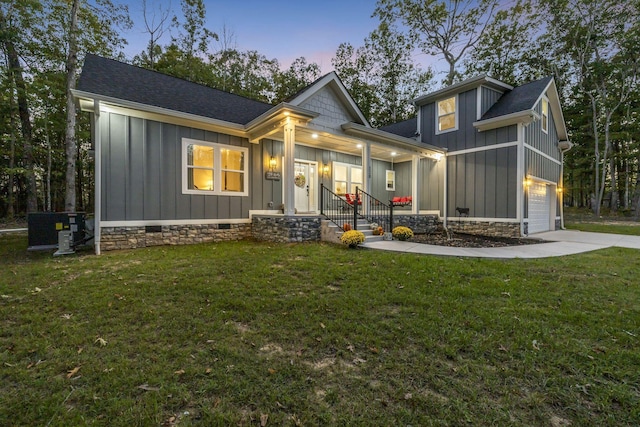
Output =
[{"x1": 1, "y1": 0, "x2": 639, "y2": 219}]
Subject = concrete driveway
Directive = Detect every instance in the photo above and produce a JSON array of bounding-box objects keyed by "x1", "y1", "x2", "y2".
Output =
[{"x1": 362, "y1": 229, "x2": 640, "y2": 259}]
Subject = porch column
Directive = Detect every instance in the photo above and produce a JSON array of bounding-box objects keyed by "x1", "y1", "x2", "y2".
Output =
[
  {"x1": 411, "y1": 155, "x2": 420, "y2": 214},
  {"x1": 362, "y1": 143, "x2": 371, "y2": 192},
  {"x1": 283, "y1": 119, "x2": 296, "y2": 215}
]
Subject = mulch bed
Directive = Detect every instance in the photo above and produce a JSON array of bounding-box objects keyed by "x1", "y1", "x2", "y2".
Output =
[{"x1": 410, "y1": 231, "x2": 544, "y2": 248}]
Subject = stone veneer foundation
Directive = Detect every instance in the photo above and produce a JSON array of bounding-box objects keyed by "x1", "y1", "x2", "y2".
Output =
[
  {"x1": 446, "y1": 220, "x2": 522, "y2": 238},
  {"x1": 251, "y1": 215, "x2": 322, "y2": 243},
  {"x1": 100, "y1": 223, "x2": 251, "y2": 251}
]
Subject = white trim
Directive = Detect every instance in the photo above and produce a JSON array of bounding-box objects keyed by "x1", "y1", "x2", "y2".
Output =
[
  {"x1": 181, "y1": 138, "x2": 249, "y2": 196},
  {"x1": 414, "y1": 75, "x2": 512, "y2": 106},
  {"x1": 524, "y1": 143, "x2": 562, "y2": 165},
  {"x1": 101, "y1": 218, "x2": 251, "y2": 227},
  {"x1": 517, "y1": 123, "x2": 524, "y2": 234},
  {"x1": 294, "y1": 158, "x2": 319, "y2": 213},
  {"x1": 541, "y1": 96, "x2": 549, "y2": 134},
  {"x1": 249, "y1": 210, "x2": 282, "y2": 217},
  {"x1": 476, "y1": 87, "x2": 483, "y2": 121},
  {"x1": 526, "y1": 175, "x2": 557, "y2": 186},
  {"x1": 446, "y1": 141, "x2": 518, "y2": 156},
  {"x1": 94, "y1": 99, "x2": 102, "y2": 255},
  {"x1": 446, "y1": 217, "x2": 519, "y2": 223},
  {"x1": 473, "y1": 110, "x2": 540, "y2": 131},
  {"x1": 333, "y1": 161, "x2": 363, "y2": 195},
  {"x1": 74, "y1": 90, "x2": 246, "y2": 136},
  {"x1": 411, "y1": 155, "x2": 419, "y2": 214},
  {"x1": 419, "y1": 210, "x2": 441, "y2": 215},
  {"x1": 435, "y1": 95, "x2": 458, "y2": 135}
]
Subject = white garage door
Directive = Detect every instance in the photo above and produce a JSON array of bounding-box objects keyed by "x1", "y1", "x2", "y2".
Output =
[{"x1": 528, "y1": 182, "x2": 550, "y2": 234}]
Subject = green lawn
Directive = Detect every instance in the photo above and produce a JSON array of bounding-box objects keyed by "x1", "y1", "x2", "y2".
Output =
[{"x1": 1, "y1": 234, "x2": 639, "y2": 426}]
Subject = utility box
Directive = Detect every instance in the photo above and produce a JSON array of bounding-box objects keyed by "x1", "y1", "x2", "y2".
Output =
[{"x1": 27, "y1": 212, "x2": 86, "y2": 251}]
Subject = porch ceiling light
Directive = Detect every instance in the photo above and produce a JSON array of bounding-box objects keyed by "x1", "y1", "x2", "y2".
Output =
[
  {"x1": 356, "y1": 143, "x2": 362, "y2": 148},
  {"x1": 391, "y1": 151, "x2": 397, "y2": 156},
  {"x1": 311, "y1": 133, "x2": 318, "y2": 139}
]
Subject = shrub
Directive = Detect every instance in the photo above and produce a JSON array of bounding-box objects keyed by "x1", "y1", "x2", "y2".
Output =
[
  {"x1": 392, "y1": 226, "x2": 414, "y2": 241},
  {"x1": 340, "y1": 230, "x2": 365, "y2": 247}
]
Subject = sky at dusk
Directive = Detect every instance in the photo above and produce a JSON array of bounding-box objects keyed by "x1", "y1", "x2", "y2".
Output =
[{"x1": 122, "y1": 0, "x2": 434, "y2": 74}]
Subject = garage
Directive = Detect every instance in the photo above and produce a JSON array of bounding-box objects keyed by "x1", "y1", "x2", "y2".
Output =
[{"x1": 528, "y1": 182, "x2": 551, "y2": 234}]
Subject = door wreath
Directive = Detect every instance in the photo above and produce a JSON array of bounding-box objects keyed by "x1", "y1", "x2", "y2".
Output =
[{"x1": 294, "y1": 174, "x2": 306, "y2": 188}]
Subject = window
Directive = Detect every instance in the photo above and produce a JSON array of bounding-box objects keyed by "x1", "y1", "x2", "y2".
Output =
[
  {"x1": 437, "y1": 96, "x2": 457, "y2": 133},
  {"x1": 541, "y1": 98, "x2": 549, "y2": 133},
  {"x1": 386, "y1": 170, "x2": 395, "y2": 191},
  {"x1": 333, "y1": 162, "x2": 362, "y2": 195},
  {"x1": 182, "y1": 138, "x2": 248, "y2": 196}
]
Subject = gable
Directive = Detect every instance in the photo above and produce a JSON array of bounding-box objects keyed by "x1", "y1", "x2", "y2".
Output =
[{"x1": 299, "y1": 86, "x2": 360, "y2": 131}]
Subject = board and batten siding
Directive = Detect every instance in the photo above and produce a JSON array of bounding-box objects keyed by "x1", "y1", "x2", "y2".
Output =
[
  {"x1": 524, "y1": 98, "x2": 561, "y2": 162},
  {"x1": 419, "y1": 158, "x2": 443, "y2": 213},
  {"x1": 480, "y1": 86, "x2": 504, "y2": 118},
  {"x1": 420, "y1": 88, "x2": 518, "y2": 151},
  {"x1": 101, "y1": 112, "x2": 276, "y2": 222},
  {"x1": 446, "y1": 146, "x2": 518, "y2": 218}
]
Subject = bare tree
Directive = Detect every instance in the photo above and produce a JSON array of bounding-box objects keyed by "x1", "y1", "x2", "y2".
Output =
[
  {"x1": 375, "y1": 0, "x2": 499, "y2": 86},
  {"x1": 142, "y1": 0, "x2": 171, "y2": 69}
]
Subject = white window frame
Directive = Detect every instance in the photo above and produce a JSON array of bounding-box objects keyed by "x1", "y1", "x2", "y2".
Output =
[
  {"x1": 435, "y1": 95, "x2": 458, "y2": 135},
  {"x1": 541, "y1": 97, "x2": 549, "y2": 134},
  {"x1": 332, "y1": 162, "x2": 363, "y2": 195},
  {"x1": 182, "y1": 138, "x2": 249, "y2": 196},
  {"x1": 386, "y1": 170, "x2": 396, "y2": 191}
]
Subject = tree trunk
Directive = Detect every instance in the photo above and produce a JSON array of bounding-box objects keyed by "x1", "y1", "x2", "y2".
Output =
[
  {"x1": 64, "y1": 0, "x2": 80, "y2": 212},
  {"x1": 1, "y1": 14, "x2": 38, "y2": 213}
]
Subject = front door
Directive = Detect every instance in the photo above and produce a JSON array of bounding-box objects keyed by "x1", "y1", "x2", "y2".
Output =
[{"x1": 294, "y1": 160, "x2": 317, "y2": 213}]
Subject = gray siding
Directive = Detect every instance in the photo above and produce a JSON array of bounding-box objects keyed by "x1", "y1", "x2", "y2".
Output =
[
  {"x1": 394, "y1": 161, "x2": 412, "y2": 199},
  {"x1": 481, "y1": 87, "x2": 504, "y2": 118},
  {"x1": 101, "y1": 112, "x2": 255, "y2": 222},
  {"x1": 525, "y1": 98, "x2": 561, "y2": 162},
  {"x1": 371, "y1": 159, "x2": 391, "y2": 202},
  {"x1": 446, "y1": 146, "x2": 517, "y2": 218},
  {"x1": 420, "y1": 88, "x2": 517, "y2": 151},
  {"x1": 526, "y1": 150, "x2": 561, "y2": 183},
  {"x1": 419, "y1": 158, "x2": 443, "y2": 212}
]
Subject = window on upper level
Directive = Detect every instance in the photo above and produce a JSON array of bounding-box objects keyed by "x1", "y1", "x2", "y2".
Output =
[
  {"x1": 541, "y1": 97, "x2": 549, "y2": 134},
  {"x1": 437, "y1": 96, "x2": 457, "y2": 133},
  {"x1": 182, "y1": 138, "x2": 248, "y2": 196}
]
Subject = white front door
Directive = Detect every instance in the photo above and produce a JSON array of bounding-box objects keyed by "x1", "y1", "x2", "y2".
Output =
[
  {"x1": 528, "y1": 182, "x2": 551, "y2": 234},
  {"x1": 294, "y1": 160, "x2": 318, "y2": 213}
]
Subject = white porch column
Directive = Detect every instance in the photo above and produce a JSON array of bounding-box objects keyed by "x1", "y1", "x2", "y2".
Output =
[
  {"x1": 411, "y1": 155, "x2": 420, "y2": 214},
  {"x1": 362, "y1": 143, "x2": 371, "y2": 192},
  {"x1": 283, "y1": 119, "x2": 296, "y2": 215},
  {"x1": 93, "y1": 99, "x2": 102, "y2": 255}
]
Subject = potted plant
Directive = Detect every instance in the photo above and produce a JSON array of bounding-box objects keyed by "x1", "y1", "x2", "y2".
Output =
[
  {"x1": 340, "y1": 230, "x2": 365, "y2": 248},
  {"x1": 392, "y1": 226, "x2": 414, "y2": 241}
]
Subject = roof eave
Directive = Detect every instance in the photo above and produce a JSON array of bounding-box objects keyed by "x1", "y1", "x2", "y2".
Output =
[
  {"x1": 341, "y1": 122, "x2": 445, "y2": 156},
  {"x1": 473, "y1": 110, "x2": 540, "y2": 131},
  {"x1": 72, "y1": 89, "x2": 247, "y2": 136},
  {"x1": 414, "y1": 75, "x2": 513, "y2": 106},
  {"x1": 245, "y1": 103, "x2": 319, "y2": 142}
]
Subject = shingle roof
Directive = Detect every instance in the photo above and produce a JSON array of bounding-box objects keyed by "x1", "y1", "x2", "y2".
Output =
[
  {"x1": 77, "y1": 54, "x2": 274, "y2": 125},
  {"x1": 480, "y1": 76, "x2": 553, "y2": 121},
  {"x1": 378, "y1": 118, "x2": 418, "y2": 138}
]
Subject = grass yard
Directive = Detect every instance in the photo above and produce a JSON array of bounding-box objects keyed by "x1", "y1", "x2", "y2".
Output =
[{"x1": 1, "y1": 234, "x2": 639, "y2": 426}]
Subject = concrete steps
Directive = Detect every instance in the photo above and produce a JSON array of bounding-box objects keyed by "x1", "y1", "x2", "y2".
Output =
[{"x1": 328, "y1": 219, "x2": 385, "y2": 243}]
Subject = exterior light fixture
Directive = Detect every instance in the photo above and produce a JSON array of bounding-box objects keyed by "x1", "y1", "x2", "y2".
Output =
[
  {"x1": 311, "y1": 133, "x2": 319, "y2": 139},
  {"x1": 269, "y1": 156, "x2": 277, "y2": 171},
  {"x1": 391, "y1": 151, "x2": 397, "y2": 156},
  {"x1": 357, "y1": 143, "x2": 363, "y2": 148},
  {"x1": 322, "y1": 163, "x2": 330, "y2": 177}
]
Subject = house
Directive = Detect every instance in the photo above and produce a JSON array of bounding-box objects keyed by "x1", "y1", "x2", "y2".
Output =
[
  {"x1": 73, "y1": 55, "x2": 569, "y2": 253},
  {"x1": 407, "y1": 75, "x2": 572, "y2": 237}
]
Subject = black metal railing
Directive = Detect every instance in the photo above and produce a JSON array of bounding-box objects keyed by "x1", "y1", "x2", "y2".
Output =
[
  {"x1": 320, "y1": 184, "x2": 394, "y2": 233},
  {"x1": 356, "y1": 187, "x2": 393, "y2": 233},
  {"x1": 320, "y1": 183, "x2": 357, "y2": 230}
]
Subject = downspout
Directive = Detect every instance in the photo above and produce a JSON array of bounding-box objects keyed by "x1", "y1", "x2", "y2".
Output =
[
  {"x1": 559, "y1": 143, "x2": 572, "y2": 229},
  {"x1": 93, "y1": 99, "x2": 101, "y2": 255},
  {"x1": 517, "y1": 123, "x2": 525, "y2": 237},
  {"x1": 443, "y1": 153, "x2": 448, "y2": 229}
]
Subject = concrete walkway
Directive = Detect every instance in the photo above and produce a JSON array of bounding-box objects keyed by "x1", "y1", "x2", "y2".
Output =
[{"x1": 361, "y1": 229, "x2": 640, "y2": 259}]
